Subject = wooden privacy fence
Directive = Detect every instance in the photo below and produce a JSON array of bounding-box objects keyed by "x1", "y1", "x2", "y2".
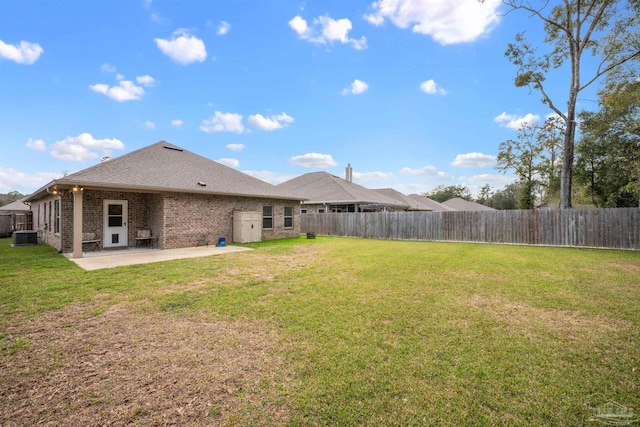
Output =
[
  {"x1": 300, "y1": 208, "x2": 640, "y2": 250},
  {"x1": 0, "y1": 215, "x2": 11, "y2": 238}
]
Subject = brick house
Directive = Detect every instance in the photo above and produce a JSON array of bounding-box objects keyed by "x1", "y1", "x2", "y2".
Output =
[
  {"x1": 277, "y1": 168, "x2": 408, "y2": 214},
  {"x1": 24, "y1": 141, "x2": 305, "y2": 258}
]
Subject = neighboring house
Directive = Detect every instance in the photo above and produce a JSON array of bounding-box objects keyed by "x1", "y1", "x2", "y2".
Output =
[
  {"x1": 373, "y1": 188, "x2": 434, "y2": 211},
  {"x1": 406, "y1": 194, "x2": 456, "y2": 212},
  {"x1": 278, "y1": 169, "x2": 408, "y2": 213},
  {"x1": 441, "y1": 197, "x2": 496, "y2": 211},
  {"x1": 24, "y1": 141, "x2": 305, "y2": 258},
  {"x1": 0, "y1": 198, "x2": 32, "y2": 237}
]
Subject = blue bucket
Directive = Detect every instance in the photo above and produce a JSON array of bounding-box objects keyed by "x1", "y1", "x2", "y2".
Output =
[{"x1": 216, "y1": 237, "x2": 227, "y2": 247}]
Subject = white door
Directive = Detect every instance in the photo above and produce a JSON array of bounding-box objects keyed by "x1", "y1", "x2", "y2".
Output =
[{"x1": 103, "y1": 200, "x2": 128, "y2": 248}]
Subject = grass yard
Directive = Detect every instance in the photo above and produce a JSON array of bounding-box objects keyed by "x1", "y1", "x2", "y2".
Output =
[{"x1": 1, "y1": 236, "x2": 638, "y2": 426}]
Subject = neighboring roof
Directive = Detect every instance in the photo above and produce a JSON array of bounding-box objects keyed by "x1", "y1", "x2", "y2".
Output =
[
  {"x1": 406, "y1": 194, "x2": 456, "y2": 211},
  {"x1": 441, "y1": 197, "x2": 496, "y2": 211},
  {"x1": 278, "y1": 172, "x2": 408, "y2": 208},
  {"x1": 0, "y1": 198, "x2": 30, "y2": 212},
  {"x1": 373, "y1": 188, "x2": 431, "y2": 211},
  {"x1": 26, "y1": 141, "x2": 304, "y2": 202}
]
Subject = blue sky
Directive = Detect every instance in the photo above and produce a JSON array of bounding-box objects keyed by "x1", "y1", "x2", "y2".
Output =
[{"x1": 0, "y1": 0, "x2": 599, "y2": 197}]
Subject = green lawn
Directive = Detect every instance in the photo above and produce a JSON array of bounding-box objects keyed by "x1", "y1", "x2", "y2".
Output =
[{"x1": 1, "y1": 236, "x2": 639, "y2": 425}]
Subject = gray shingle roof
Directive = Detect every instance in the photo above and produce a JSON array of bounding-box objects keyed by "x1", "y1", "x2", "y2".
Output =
[
  {"x1": 406, "y1": 194, "x2": 456, "y2": 211},
  {"x1": 278, "y1": 172, "x2": 408, "y2": 208},
  {"x1": 441, "y1": 197, "x2": 496, "y2": 211},
  {"x1": 0, "y1": 198, "x2": 30, "y2": 212},
  {"x1": 27, "y1": 141, "x2": 304, "y2": 201},
  {"x1": 373, "y1": 188, "x2": 434, "y2": 211}
]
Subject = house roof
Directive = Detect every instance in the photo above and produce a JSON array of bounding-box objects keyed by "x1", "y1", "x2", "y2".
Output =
[
  {"x1": 373, "y1": 188, "x2": 435, "y2": 211},
  {"x1": 441, "y1": 197, "x2": 496, "y2": 211},
  {"x1": 26, "y1": 141, "x2": 304, "y2": 202},
  {"x1": 406, "y1": 194, "x2": 456, "y2": 211},
  {"x1": 277, "y1": 172, "x2": 408, "y2": 208},
  {"x1": 0, "y1": 198, "x2": 30, "y2": 212}
]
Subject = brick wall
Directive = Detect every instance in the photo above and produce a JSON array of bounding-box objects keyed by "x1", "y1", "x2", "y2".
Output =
[
  {"x1": 35, "y1": 189, "x2": 301, "y2": 253},
  {"x1": 161, "y1": 192, "x2": 301, "y2": 249}
]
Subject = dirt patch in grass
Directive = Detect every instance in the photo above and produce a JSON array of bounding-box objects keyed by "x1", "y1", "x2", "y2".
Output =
[
  {"x1": 606, "y1": 260, "x2": 640, "y2": 274},
  {"x1": 468, "y1": 294, "x2": 631, "y2": 343},
  {"x1": 1, "y1": 302, "x2": 292, "y2": 426}
]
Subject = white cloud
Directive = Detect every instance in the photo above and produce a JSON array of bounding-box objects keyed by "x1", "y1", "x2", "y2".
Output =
[
  {"x1": 50, "y1": 133, "x2": 124, "y2": 162},
  {"x1": 289, "y1": 16, "x2": 311, "y2": 37},
  {"x1": 200, "y1": 111, "x2": 244, "y2": 133},
  {"x1": 289, "y1": 15, "x2": 367, "y2": 50},
  {"x1": 0, "y1": 39, "x2": 43, "y2": 64},
  {"x1": 289, "y1": 153, "x2": 337, "y2": 168},
  {"x1": 400, "y1": 166, "x2": 454, "y2": 180},
  {"x1": 419, "y1": 79, "x2": 447, "y2": 95},
  {"x1": 342, "y1": 79, "x2": 369, "y2": 95},
  {"x1": 400, "y1": 165, "x2": 438, "y2": 176},
  {"x1": 451, "y1": 152, "x2": 496, "y2": 168},
  {"x1": 365, "y1": 0, "x2": 502, "y2": 45},
  {"x1": 101, "y1": 63, "x2": 116, "y2": 73},
  {"x1": 89, "y1": 80, "x2": 146, "y2": 102},
  {"x1": 217, "y1": 158, "x2": 239, "y2": 168},
  {"x1": 143, "y1": 120, "x2": 155, "y2": 129},
  {"x1": 248, "y1": 113, "x2": 294, "y2": 131},
  {"x1": 155, "y1": 29, "x2": 207, "y2": 65},
  {"x1": 227, "y1": 143, "x2": 244, "y2": 151},
  {"x1": 0, "y1": 167, "x2": 58, "y2": 192},
  {"x1": 136, "y1": 75, "x2": 155, "y2": 86},
  {"x1": 171, "y1": 119, "x2": 184, "y2": 127},
  {"x1": 26, "y1": 138, "x2": 46, "y2": 151},
  {"x1": 217, "y1": 21, "x2": 231, "y2": 35},
  {"x1": 353, "y1": 171, "x2": 395, "y2": 181},
  {"x1": 494, "y1": 112, "x2": 540, "y2": 130}
]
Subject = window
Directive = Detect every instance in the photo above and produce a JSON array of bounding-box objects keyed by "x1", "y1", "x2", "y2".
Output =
[
  {"x1": 318, "y1": 209, "x2": 325, "y2": 213},
  {"x1": 262, "y1": 205, "x2": 273, "y2": 229},
  {"x1": 284, "y1": 206, "x2": 293, "y2": 228},
  {"x1": 300, "y1": 209, "x2": 307, "y2": 214},
  {"x1": 54, "y1": 199, "x2": 61, "y2": 233}
]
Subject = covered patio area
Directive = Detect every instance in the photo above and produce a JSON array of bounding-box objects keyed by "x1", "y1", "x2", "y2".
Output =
[{"x1": 65, "y1": 245, "x2": 252, "y2": 271}]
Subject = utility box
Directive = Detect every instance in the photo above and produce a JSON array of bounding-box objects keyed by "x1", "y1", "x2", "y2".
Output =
[
  {"x1": 233, "y1": 211, "x2": 262, "y2": 243},
  {"x1": 13, "y1": 230, "x2": 38, "y2": 246}
]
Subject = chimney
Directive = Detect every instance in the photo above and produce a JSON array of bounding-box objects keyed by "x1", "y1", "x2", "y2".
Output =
[{"x1": 345, "y1": 163, "x2": 353, "y2": 182}]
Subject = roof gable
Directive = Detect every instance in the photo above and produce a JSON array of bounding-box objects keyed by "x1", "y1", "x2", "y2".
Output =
[
  {"x1": 406, "y1": 194, "x2": 456, "y2": 211},
  {"x1": 0, "y1": 198, "x2": 30, "y2": 212},
  {"x1": 442, "y1": 197, "x2": 495, "y2": 211},
  {"x1": 278, "y1": 172, "x2": 407, "y2": 207},
  {"x1": 27, "y1": 141, "x2": 302, "y2": 201}
]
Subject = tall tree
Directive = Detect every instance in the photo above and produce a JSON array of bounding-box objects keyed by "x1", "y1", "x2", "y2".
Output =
[
  {"x1": 575, "y1": 76, "x2": 640, "y2": 207},
  {"x1": 476, "y1": 184, "x2": 494, "y2": 206},
  {"x1": 499, "y1": 0, "x2": 640, "y2": 208},
  {"x1": 488, "y1": 182, "x2": 520, "y2": 210},
  {"x1": 496, "y1": 123, "x2": 544, "y2": 208}
]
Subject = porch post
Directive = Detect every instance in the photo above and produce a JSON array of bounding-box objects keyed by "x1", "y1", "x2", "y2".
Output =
[{"x1": 72, "y1": 190, "x2": 83, "y2": 258}]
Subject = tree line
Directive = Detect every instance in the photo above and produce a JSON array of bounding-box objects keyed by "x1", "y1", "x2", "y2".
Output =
[
  {"x1": 0, "y1": 191, "x2": 26, "y2": 208},
  {"x1": 488, "y1": 0, "x2": 639, "y2": 209}
]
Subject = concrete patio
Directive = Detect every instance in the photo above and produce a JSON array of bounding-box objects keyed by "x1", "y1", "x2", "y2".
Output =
[{"x1": 65, "y1": 245, "x2": 252, "y2": 271}]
